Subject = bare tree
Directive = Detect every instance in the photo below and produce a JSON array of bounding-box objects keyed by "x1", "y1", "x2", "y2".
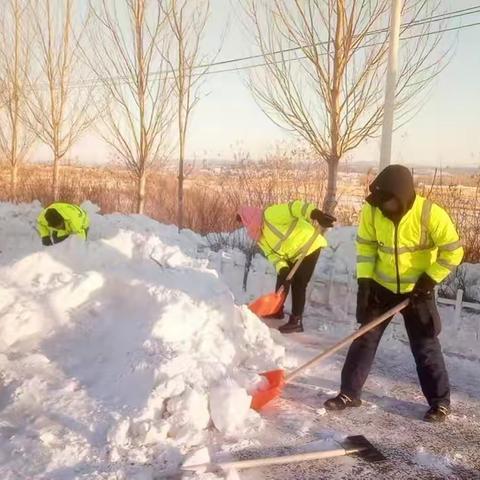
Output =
[
  {"x1": 87, "y1": 0, "x2": 174, "y2": 214},
  {"x1": 242, "y1": 0, "x2": 451, "y2": 213},
  {"x1": 161, "y1": 0, "x2": 211, "y2": 231},
  {"x1": 25, "y1": 0, "x2": 94, "y2": 201},
  {"x1": 0, "y1": 0, "x2": 34, "y2": 200}
]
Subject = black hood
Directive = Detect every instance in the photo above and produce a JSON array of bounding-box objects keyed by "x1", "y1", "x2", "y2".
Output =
[{"x1": 366, "y1": 164, "x2": 416, "y2": 217}]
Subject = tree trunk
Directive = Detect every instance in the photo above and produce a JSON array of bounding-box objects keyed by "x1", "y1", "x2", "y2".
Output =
[
  {"x1": 322, "y1": 158, "x2": 339, "y2": 214},
  {"x1": 178, "y1": 150, "x2": 184, "y2": 231},
  {"x1": 323, "y1": 3, "x2": 343, "y2": 216},
  {"x1": 11, "y1": 163, "x2": 18, "y2": 202},
  {"x1": 137, "y1": 171, "x2": 146, "y2": 214},
  {"x1": 135, "y1": 3, "x2": 147, "y2": 216},
  {"x1": 177, "y1": 79, "x2": 185, "y2": 232},
  {"x1": 176, "y1": 25, "x2": 185, "y2": 233},
  {"x1": 52, "y1": 155, "x2": 60, "y2": 201}
]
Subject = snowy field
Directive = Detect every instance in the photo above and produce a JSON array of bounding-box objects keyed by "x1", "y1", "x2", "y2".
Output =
[{"x1": 0, "y1": 202, "x2": 479, "y2": 479}]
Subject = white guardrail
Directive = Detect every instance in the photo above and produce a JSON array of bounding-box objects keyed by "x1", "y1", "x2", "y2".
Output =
[
  {"x1": 214, "y1": 250, "x2": 480, "y2": 325},
  {"x1": 435, "y1": 288, "x2": 480, "y2": 323}
]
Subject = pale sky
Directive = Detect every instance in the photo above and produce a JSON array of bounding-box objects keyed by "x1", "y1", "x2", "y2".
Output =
[{"x1": 45, "y1": 0, "x2": 480, "y2": 168}]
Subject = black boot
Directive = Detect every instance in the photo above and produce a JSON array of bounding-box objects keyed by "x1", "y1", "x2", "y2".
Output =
[
  {"x1": 279, "y1": 315, "x2": 303, "y2": 333},
  {"x1": 324, "y1": 393, "x2": 362, "y2": 411},
  {"x1": 423, "y1": 405, "x2": 450, "y2": 423}
]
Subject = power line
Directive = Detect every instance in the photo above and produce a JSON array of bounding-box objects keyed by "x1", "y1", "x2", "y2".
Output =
[
  {"x1": 97, "y1": 18, "x2": 480, "y2": 88},
  {"x1": 201, "y1": 20, "x2": 480, "y2": 78},
  {"x1": 193, "y1": 4, "x2": 480, "y2": 70},
  {"x1": 34, "y1": 5, "x2": 480, "y2": 91}
]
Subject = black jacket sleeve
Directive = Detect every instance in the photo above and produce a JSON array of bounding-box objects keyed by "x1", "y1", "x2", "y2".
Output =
[{"x1": 41, "y1": 236, "x2": 53, "y2": 246}]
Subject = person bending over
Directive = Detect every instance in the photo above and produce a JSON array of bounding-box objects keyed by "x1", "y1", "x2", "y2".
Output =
[
  {"x1": 237, "y1": 200, "x2": 335, "y2": 333},
  {"x1": 37, "y1": 202, "x2": 90, "y2": 246}
]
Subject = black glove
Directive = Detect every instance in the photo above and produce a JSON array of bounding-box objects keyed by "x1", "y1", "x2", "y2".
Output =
[
  {"x1": 277, "y1": 267, "x2": 291, "y2": 292},
  {"x1": 310, "y1": 209, "x2": 336, "y2": 228},
  {"x1": 41, "y1": 236, "x2": 53, "y2": 246},
  {"x1": 412, "y1": 273, "x2": 436, "y2": 301},
  {"x1": 356, "y1": 278, "x2": 373, "y2": 324}
]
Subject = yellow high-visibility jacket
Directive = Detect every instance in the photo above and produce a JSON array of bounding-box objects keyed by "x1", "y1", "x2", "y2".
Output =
[
  {"x1": 259, "y1": 200, "x2": 327, "y2": 273},
  {"x1": 37, "y1": 202, "x2": 90, "y2": 240},
  {"x1": 357, "y1": 195, "x2": 463, "y2": 293}
]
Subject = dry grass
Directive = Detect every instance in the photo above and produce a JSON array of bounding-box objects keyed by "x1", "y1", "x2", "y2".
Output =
[
  {"x1": 1, "y1": 161, "x2": 479, "y2": 262},
  {"x1": 0, "y1": 163, "x2": 235, "y2": 235}
]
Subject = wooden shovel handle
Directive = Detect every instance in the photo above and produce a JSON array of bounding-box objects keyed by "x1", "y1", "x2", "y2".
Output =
[
  {"x1": 185, "y1": 448, "x2": 350, "y2": 471},
  {"x1": 217, "y1": 448, "x2": 348, "y2": 470},
  {"x1": 285, "y1": 299, "x2": 410, "y2": 383}
]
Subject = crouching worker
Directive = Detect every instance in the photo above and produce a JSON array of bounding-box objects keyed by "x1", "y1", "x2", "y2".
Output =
[
  {"x1": 237, "y1": 201, "x2": 335, "y2": 333},
  {"x1": 324, "y1": 165, "x2": 463, "y2": 422},
  {"x1": 37, "y1": 202, "x2": 90, "y2": 246}
]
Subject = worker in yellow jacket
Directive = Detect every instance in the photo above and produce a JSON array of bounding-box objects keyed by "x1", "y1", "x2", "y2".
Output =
[
  {"x1": 37, "y1": 202, "x2": 90, "y2": 246},
  {"x1": 237, "y1": 201, "x2": 335, "y2": 333},
  {"x1": 324, "y1": 165, "x2": 463, "y2": 423}
]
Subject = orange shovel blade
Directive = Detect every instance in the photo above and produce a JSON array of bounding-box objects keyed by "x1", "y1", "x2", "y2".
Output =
[
  {"x1": 250, "y1": 369, "x2": 286, "y2": 411},
  {"x1": 248, "y1": 290, "x2": 287, "y2": 317}
]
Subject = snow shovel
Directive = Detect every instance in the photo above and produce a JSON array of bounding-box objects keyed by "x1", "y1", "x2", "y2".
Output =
[
  {"x1": 250, "y1": 299, "x2": 410, "y2": 411},
  {"x1": 248, "y1": 227, "x2": 323, "y2": 318},
  {"x1": 183, "y1": 435, "x2": 385, "y2": 473}
]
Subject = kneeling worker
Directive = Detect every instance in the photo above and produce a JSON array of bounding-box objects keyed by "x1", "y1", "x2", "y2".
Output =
[
  {"x1": 237, "y1": 201, "x2": 335, "y2": 333},
  {"x1": 37, "y1": 202, "x2": 90, "y2": 246},
  {"x1": 324, "y1": 165, "x2": 463, "y2": 422}
]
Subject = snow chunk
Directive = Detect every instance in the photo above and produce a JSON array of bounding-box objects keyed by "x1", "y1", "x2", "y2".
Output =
[{"x1": 209, "y1": 381, "x2": 252, "y2": 434}]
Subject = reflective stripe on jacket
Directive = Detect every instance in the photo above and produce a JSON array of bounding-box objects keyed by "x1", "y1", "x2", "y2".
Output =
[
  {"x1": 258, "y1": 200, "x2": 327, "y2": 273},
  {"x1": 37, "y1": 203, "x2": 90, "y2": 240},
  {"x1": 356, "y1": 195, "x2": 463, "y2": 293}
]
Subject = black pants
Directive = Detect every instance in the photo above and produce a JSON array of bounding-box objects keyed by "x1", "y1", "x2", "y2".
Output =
[
  {"x1": 341, "y1": 282, "x2": 450, "y2": 407},
  {"x1": 275, "y1": 249, "x2": 321, "y2": 316}
]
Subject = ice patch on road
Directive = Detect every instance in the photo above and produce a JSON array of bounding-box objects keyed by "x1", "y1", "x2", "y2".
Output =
[{"x1": 414, "y1": 447, "x2": 454, "y2": 475}]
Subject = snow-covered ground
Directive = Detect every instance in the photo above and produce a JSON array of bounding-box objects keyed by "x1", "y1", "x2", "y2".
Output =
[
  {"x1": 1, "y1": 202, "x2": 479, "y2": 479},
  {"x1": 238, "y1": 310, "x2": 480, "y2": 480}
]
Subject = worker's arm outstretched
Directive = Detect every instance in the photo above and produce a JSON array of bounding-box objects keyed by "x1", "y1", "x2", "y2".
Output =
[
  {"x1": 426, "y1": 204, "x2": 464, "y2": 283},
  {"x1": 266, "y1": 200, "x2": 335, "y2": 228},
  {"x1": 263, "y1": 201, "x2": 316, "y2": 227},
  {"x1": 288, "y1": 200, "x2": 317, "y2": 221}
]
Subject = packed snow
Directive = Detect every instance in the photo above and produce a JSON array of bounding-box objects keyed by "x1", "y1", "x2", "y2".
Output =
[
  {"x1": 1, "y1": 202, "x2": 480, "y2": 480},
  {"x1": 0, "y1": 201, "x2": 283, "y2": 479}
]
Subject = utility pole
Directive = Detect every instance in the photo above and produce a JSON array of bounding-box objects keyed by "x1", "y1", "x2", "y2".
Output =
[{"x1": 379, "y1": 0, "x2": 403, "y2": 171}]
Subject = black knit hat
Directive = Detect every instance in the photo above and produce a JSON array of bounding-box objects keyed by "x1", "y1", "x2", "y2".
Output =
[
  {"x1": 366, "y1": 165, "x2": 415, "y2": 215},
  {"x1": 45, "y1": 208, "x2": 65, "y2": 228}
]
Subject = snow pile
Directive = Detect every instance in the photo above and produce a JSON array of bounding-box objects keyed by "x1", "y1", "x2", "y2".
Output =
[
  {"x1": 0, "y1": 202, "x2": 284, "y2": 479},
  {"x1": 316, "y1": 226, "x2": 357, "y2": 283}
]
